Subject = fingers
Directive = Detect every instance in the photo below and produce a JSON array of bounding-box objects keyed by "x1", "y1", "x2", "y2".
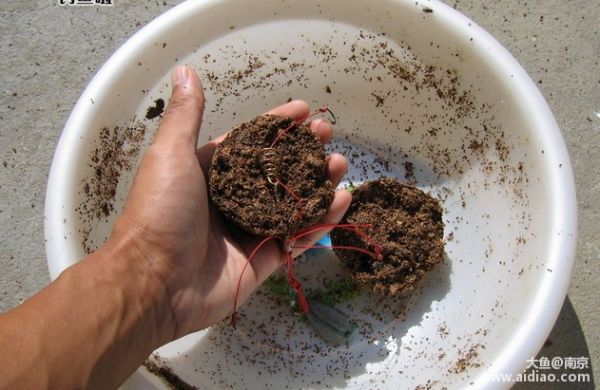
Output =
[
  {"x1": 309, "y1": 119, "x2": 333, "y2": 144},
  {"x1": 326, "y1": 153, "x2": 348, "y2": 188},
  {"x1": 269, "y1": 103, "x2": 332, "y2": 143},
  {"x1": 153, "y1": 66, "x2": 205, "y2": 149},
  {"x1": 291, "y1": 189, "x2": 352, "y2": 257},
  {"x1": 265, "y1": 100, "x2": 309, "y2": 121}
]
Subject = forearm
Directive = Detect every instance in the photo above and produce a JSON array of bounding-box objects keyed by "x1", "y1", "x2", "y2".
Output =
[{"x1": 0, "y1": 235, "x2": 175, "y2": 389}]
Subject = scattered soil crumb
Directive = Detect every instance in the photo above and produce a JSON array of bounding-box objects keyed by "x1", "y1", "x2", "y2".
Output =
[
  {"x1": 371, "y1": 92, "x2": 385, "y2": 107},
  {"x1": 146, "y1": 98, "x2": 165, "y2": 120},
  {"x1": 77, "y1": 123, "x2": 146, "y2": 253},
  {"x1": 449, "y1": 344, "x2": 482, "y2": 373},
  {"x1": 404, "y1": 161, "x2": 415, "y2": 181}
]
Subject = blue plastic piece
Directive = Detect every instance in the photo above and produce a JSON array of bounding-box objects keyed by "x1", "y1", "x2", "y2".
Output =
[{"x1": 316, "y1": 234, "x2": 332, "y2": 247}]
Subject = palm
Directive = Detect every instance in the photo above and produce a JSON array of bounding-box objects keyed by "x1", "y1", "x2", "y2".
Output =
[{"x1": 198, "y1": 204, "x2": 281, "y2": 329}]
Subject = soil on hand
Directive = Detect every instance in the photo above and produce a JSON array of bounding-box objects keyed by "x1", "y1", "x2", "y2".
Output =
[
  {"x1": 330, "y1": 177, "x2": 444, "y2": 295},
  {"x1": 209, "y1": 114, "x2": 334, "y2": 237}
]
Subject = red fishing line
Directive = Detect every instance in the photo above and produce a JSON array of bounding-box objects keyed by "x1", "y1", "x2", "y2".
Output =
[{"x1": 230, "y1": 223, "x2": 383, "y2": 326}]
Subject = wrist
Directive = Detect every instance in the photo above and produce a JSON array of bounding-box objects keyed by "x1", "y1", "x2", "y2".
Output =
[
  {"x1": 62, "y1": 233, "x2": 178, "y2": 386},
  {"x1": 98, "y1": 230, "x2": 177, "y2": 348},
  {"x1": 0, "y1": 228, "x2": 178, "y2": 389}
]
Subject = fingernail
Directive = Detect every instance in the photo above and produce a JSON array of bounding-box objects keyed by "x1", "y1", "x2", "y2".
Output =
[{"x1": 172, "y1": 65, "x2": 189, "y2": 87}]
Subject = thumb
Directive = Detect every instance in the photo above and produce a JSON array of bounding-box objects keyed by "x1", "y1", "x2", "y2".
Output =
[{"x1": 153, "y1": 66, "x2": 205, "y2": 148}]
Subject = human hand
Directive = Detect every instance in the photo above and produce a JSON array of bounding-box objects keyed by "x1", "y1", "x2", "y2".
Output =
[{"x1": 111, "y1": 66, "x2": 351, "y2": 341}]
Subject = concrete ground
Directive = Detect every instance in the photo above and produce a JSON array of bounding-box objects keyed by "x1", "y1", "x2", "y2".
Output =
[{"x1": 0, "y1": 1, "x2": 597, "y2": 388}]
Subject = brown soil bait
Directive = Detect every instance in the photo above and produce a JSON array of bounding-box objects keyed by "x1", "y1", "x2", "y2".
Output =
[
  {"x1": 209, "y1": 114, "x2": 334, "y2": 237},
  {"x1": 330, "y1": 177, "x2": 444, "y2": 295}
]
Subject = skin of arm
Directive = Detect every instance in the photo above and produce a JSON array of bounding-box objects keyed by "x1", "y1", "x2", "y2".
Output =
[
  {"x1": 0, "y1": 236, "x2": 174, "y2": 389},
  {"x1": 0, "y1": 66, "x2": 350, "y2": 389}
]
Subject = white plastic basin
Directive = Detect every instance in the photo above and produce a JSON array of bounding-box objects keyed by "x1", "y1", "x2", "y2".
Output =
[{"x1": 45, "y1": 1, "x2": 577, "y2": 388}]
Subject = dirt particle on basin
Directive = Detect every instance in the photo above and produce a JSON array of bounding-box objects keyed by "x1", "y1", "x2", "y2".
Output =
[
  {"x1": 448, "y1": 344, "x2": 482, "y2": 373},
  {"x1": 76, "y1": 123, "x2": 146, "y2": 253},
  {"x1": 145, "y1": 98, "x2": 165, "y2": 120},
  {"x1": 331, "y1": 177, "x2": 445, "y2": 295},
  {"x1": 404, "y1": 161, "x2": 415, "y2": 181}
]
